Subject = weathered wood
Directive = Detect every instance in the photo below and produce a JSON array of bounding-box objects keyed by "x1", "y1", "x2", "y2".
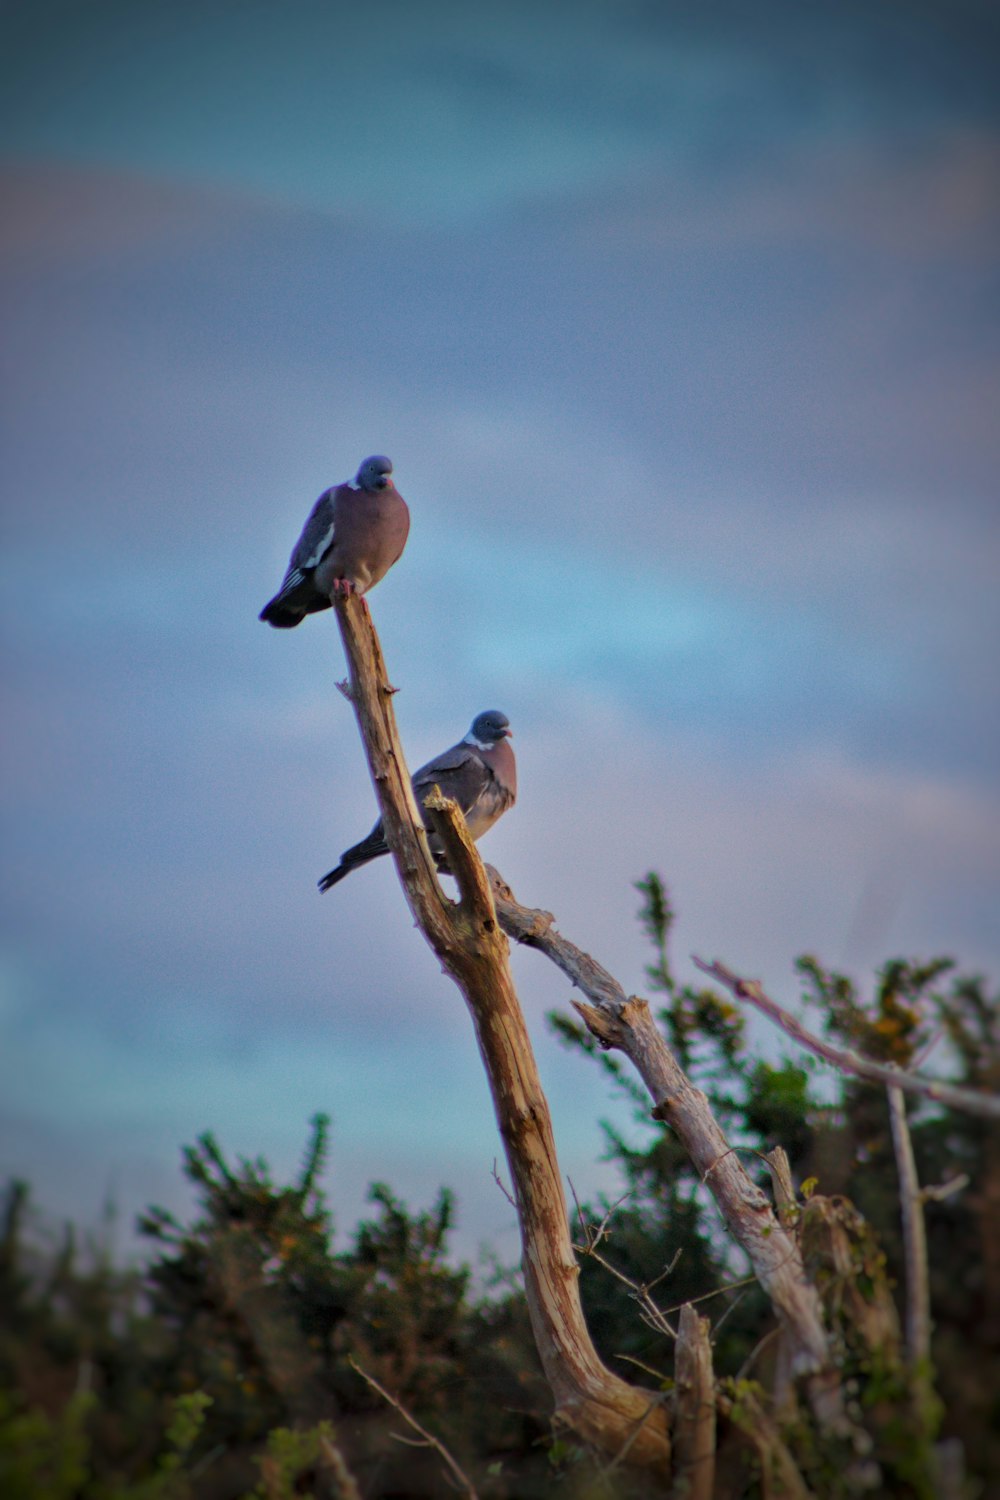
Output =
[
  {"x1": 887, "y1": 1083, "x2": 931, "y2": 1373},
  {"x1": 331, "y1": 594, "x2": 671, "y2": 1472},
  {"x1": 674, "y1": 1304, "x2": 716, "y2": 1500},
  {"x1": 764, "y1": 1146, "x2": 796, "y2": 1222},
  {"x1": 695, "y1": 958, "x2": 1000, "y2": 1120},
  {"x1": 486, "y1": 870, "x2": 844, "y2": 1431}
]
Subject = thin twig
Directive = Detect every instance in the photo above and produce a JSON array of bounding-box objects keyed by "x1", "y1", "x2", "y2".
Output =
[
  {"x1": 594, "y1": 1389, "x2": 671, "y2": 1481},
  {"x1": 568, "y1": 1182, "x2": 679, "y2": 1339},
  {"x1": 735, "y1": 1324, "x2": 782, "y2": 1383},
  {"x1": 349, "y1": 1358, "x2": 479, "y2": 1500},
  {"x1": 886, "y1": 1084, "x2": 931, "y2": 1372},
  {"x1": 920, "y1": 1173, "x2": 969, "y2": 1204},
  {"x1": 661, "y1": 1272, "x2": 760, "y2": 1320},
  {"x1": 491, "y1": 1158, "x2": 516, "y2": 1208},
  {"x1": 694, "y1": 958, "x2": 1000, "y2": 1121}
]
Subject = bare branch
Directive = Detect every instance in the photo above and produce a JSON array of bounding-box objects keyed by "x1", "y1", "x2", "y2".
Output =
[
  {"x1": 887, "y1": 1082, "x2": 933, "y2": 1417},
  {"x1": 674, "y1": 1304, "x2": 716, "y2": 1500},
  {"x1": 332, "y1": 596, "x2": 671, "y2": 1472},
  {"x1": 487, "y1": 868, "x2": 843, "y2": 1430},
  {"x1": 920, "y1": 1174, "x2": 969, "y2": 1205},
  {"x1": 764, "y1": 1147, "x2": 796, "y2": 1222},
  {"x1": 491, "y1": 1158, "x2": 516, "y2": 1208},
  {"x1": 693, "y1": 958, "x2": 1000, "y2": 1120},
  {"x1": 349, "y1": 1358, "x2": 479, "y2": 1500}
]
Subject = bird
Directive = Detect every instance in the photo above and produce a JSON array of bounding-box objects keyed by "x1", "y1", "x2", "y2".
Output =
[
  {"x1": 318, "y1": 710, "x2": 516, "y2": 891},
  {"x1": 259, "y1": 454, "x2": 410, "y2": 627}
]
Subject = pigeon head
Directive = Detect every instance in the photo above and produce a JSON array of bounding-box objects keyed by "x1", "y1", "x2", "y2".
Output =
[
  {"x1": 468, "y1": 710, "x2": 512, "y2": 747},
  {"x1": 355, "y1": 454, "x2": 394, "y2": 491}
]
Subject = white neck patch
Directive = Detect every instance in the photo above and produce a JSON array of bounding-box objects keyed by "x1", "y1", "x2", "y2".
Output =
[{"x1": 464, "y1": 733, "x2": 494, "y2": 752}]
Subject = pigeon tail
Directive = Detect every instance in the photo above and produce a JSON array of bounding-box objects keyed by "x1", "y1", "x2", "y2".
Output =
[
  {"x1": 259, "y1": 598, "x2": 302, "y2": 628},
  {"x1": 317, "y1": 829, "x2": 389, "y2": 892}
]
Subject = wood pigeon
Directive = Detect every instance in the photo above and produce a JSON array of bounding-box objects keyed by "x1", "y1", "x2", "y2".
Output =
[
  {"x1": 319, "y1": 710, "x2": 516, "y2": 891},
  {"x1": 260, "y1": 455, "x2": 410, "y2": 627}
]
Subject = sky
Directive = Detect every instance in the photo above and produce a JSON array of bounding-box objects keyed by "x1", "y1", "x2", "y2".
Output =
[{"x1": 2, "y1": 0, "x2": 998, "y2": 1267}]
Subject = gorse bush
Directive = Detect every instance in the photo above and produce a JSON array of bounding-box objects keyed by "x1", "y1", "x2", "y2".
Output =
[{"x1": 2, "y1": 877, "x2": 996, "y2": 1497}]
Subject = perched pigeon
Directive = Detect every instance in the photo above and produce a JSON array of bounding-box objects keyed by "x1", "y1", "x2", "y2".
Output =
[
  {"x1": 319, "y1": 710, "x2": 516, "y2": 891},
  {"x1": 260, "y1": 455, "x2": 409, "y2": 627}
]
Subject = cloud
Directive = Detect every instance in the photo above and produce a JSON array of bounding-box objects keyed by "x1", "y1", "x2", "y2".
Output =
[
  {"x1": 3, "y1": 1, "x2": 999, "y2": 226},
  {"x1": 2, "y1": 58, "x2": 998, "y2": 1255}
]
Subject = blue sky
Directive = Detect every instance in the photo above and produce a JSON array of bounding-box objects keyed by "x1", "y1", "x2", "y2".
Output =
[{"x1": 2, "y1": 0, "x2": 998, "y2": 1264}]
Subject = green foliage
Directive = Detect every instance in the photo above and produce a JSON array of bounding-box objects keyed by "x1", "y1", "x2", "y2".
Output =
[
  {"x1": 247, "y1": 1422, "x2": 332, "y2": 1500},
  {"x1": 0, "y1": 1389, "x2": 95, "y2": 1500},
  {"x1": 1, "y1": 878, "x2": 997, "y2": 1495},
  {"x1": 552, "y1": 876, "x2": 998, "y2": 1492},
  {"x1": 0, "y1": 1386, "x2": 215, "y2": 1500}
]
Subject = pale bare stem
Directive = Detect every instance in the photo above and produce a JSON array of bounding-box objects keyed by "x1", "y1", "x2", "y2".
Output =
[
  {"x1": 674, "y1": 1303, "x2": 716, "y2": 1500},
  {"x1": 317, "y1": 1433, "x2": 364, "y2": 1500},
  {"x1": 645, "y1": 1249, "x2": 684, "y2": 1293},
  {"x1": 616, "y1": 1352, "x2": 669, "y2": 1382},
  {"x1": 764, "y1": 1146, "x2": 797, "y2": 1220},
  {"x1": 661, "y1": 1272, "x2": 759, "y2": 1320},
  {"x1": 331, "y1": 597, "x2": 671, "y2": 1473},
  {"x1": 595, "y1": 1390, "x2": 670, "y2": 1482},
  {"x1": 912, "y1": 1029, "x2": 945, "y2": 1070},
  {"x1": 568, "y1": 1180, "x2": 678, "y2": 1339},
  {"x1": 349, "y1": 1358, "x2": 479, "y2": 1500},
  {"x1": 491, "y1": 1158, "x2": 516, "y2": 1209},
  {"x1": 694, "y1": 957, "x2": 1000, "y2": 1121},
  {"x1": 707, "y1": 1288, "x2": 748, "y2": 1343},
  {"x1": 887, "y1": 1083, "x2": 932, "y2": 1380},
  {"x1": 735, "y1": 1324, "x2": 782, "y2": 1382},
  {"x1": 920, "y1": 1174, "x2": 970, "y2": 1204},
  {"x1": 486, "y1": 867, "x2": 842, "y2": 1428}
]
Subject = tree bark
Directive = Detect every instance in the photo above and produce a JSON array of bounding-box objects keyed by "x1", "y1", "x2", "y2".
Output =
[{"x1": 330, "y1": 594, "x2": 670, "y2": 1472}]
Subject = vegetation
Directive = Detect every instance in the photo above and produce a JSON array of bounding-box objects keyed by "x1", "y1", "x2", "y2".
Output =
[{"x1": 2, "y1": 877, "x2": 997, "y2": 1497}]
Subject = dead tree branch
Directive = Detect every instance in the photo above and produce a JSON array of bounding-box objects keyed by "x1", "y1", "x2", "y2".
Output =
[
  {"x1": 887, "y1": 1083, "x2": 931, "y2": 1372},
  {"x1": 331, "y1": 595, "x2": 670, "y2": 1472},
  {"x1": 694, "y1": 958, "x2": 1000, "y2": 1121},
  {"x1": 486, "y1": 869, "x2": 843, "y2": 1431},
  {"x1": 674, "y1": 1304, "x2": 716, "y2": 1500},
  {"x1": 349, "y1": 1358, "x2": 478, "y2": 1500}
]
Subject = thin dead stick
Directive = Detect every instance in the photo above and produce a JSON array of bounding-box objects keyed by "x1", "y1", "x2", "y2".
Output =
[
  {"x1": 487, "y1": 868, "x2": 843, "y2": 1431},
  {"x1": 887, "y1": 1083, "x2": 932, "y2": 1385},
  {"x1": 694, "y1": 958, "x2": 1000, "y2": 1121},
  {"x1": 349, "y1": 1358, "x2": 479, "y2": 1500},
  {"x1": 569, "y1": 1182, "x2": 679, "y2": 1339},
  {"x1": 921, "y1": 1174, "x2": 969, "y2": 1204}
]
